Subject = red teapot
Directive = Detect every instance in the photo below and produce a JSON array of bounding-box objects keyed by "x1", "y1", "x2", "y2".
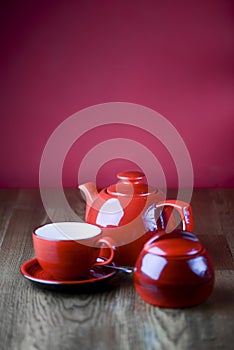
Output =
[{"x1": 79, "y1": 171, "x2": 194, "y2": 266}]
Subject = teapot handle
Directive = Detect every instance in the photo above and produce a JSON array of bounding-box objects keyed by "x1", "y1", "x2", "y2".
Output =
[{"x1": 154, "y1": 200, "x2": 194, "y2": 232}]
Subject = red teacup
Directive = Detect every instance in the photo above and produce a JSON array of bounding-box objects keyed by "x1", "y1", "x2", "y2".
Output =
[{"x1": 33, "y1": 222, "x2": 115, "y2": 280}]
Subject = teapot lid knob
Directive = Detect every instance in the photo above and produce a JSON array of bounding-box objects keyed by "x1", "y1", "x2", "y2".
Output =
[
  {"x1": 107, "y1": 171, "x2": 156, "y2": 196},
  {"x1": 117, "y1": 171, "x2": 145, "y2": 182}
]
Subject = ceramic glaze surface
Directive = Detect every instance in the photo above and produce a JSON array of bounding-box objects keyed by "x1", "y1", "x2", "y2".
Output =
[
  {"x1": 79, "y1": 171, "x2": 194, "y2": 266},
  {"x1": 146, "y1": 237, "x2": 202, "y2": 257},
  {"x1": 20, "y1": 258, "x2": 117, "y2": 287},
  {"x1": 33, "y1": 223, "x2": 115, "y2": 280},
  {"x1": 134, "y1": 230, "x2": 214, "y2": 308},
  {"x1": 107, "y1": 171, "x2": 155, "y2": 196}
]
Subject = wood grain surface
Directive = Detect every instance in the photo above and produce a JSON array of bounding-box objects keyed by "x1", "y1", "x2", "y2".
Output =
[{"x1": 0, "y1": 189, "x2": 233, "y2": 350}]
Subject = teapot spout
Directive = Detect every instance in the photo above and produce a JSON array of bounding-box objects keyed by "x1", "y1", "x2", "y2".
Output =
[{"x1": 79, "y1": 182, "x2": 99, "y2": 207}]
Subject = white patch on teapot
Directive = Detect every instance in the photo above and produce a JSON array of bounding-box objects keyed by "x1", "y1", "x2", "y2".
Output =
[
  {"x1": 96, "y1": 198, "x2": 124, "y2": 227},
  {"x1": 142, "y1": 204, "x2": 165, "y2": 232}
]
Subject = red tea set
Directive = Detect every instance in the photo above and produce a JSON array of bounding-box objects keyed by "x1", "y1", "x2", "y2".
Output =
[{"x1": 21, "y1": 171, "x2": 214, "y2": 308}]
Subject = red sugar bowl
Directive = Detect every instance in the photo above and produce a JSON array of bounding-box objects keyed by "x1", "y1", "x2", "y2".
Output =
[{"x1": 134, "y1": 230, "x2": 214, "y2": 308}]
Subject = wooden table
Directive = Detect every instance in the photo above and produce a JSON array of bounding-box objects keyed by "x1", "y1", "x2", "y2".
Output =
[{"x1": 0, "y1": 189, "x2": 233, "y2": 350}]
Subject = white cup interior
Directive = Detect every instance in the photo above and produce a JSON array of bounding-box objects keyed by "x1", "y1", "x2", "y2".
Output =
[{"x1": 35, "y1": 222, "x2": 102, "y2": 241}]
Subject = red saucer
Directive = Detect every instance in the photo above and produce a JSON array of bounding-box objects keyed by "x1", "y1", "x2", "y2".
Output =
[{"x1": 20, "y1": 258, "x2": 117, "y2": 288}]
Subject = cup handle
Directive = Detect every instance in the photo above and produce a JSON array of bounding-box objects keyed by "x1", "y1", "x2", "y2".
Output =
[
  {"x1": 154, "y1": 200, "x2": 194, "y2": 232},
  {"x1": 94, "y1": 237, "x2": 115, "y2": 267}
]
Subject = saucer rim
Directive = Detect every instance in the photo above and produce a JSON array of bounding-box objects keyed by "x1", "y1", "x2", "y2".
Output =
[{"x1": 20, "y1": 258, "x2": 117, "y2": 286}]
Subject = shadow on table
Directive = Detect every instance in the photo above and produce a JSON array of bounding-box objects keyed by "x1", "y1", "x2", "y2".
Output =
[{"x1": 29, "y1": 270, "x2": 133, "y2": 295}]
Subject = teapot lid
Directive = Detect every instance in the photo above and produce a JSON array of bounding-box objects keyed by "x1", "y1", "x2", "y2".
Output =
[
  {"x1": 147, "y1": 232, "x2": 203, "y2": 258},
  {"x1": 107, "y1": 171, "x2": 156, "y2": 196}
]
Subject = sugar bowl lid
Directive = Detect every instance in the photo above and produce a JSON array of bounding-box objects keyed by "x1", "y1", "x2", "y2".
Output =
[
  {"x1": 144, "y1": 230, "x2": 203, "y2": 258},
  {"x1": 107, "y1": 171, "x2": 156, "y2": 196}
]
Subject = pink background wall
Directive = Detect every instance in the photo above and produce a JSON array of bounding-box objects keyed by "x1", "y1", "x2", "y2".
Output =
[{"x1": 0, "y1": 0, "x2": 233, "y2": 188}]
